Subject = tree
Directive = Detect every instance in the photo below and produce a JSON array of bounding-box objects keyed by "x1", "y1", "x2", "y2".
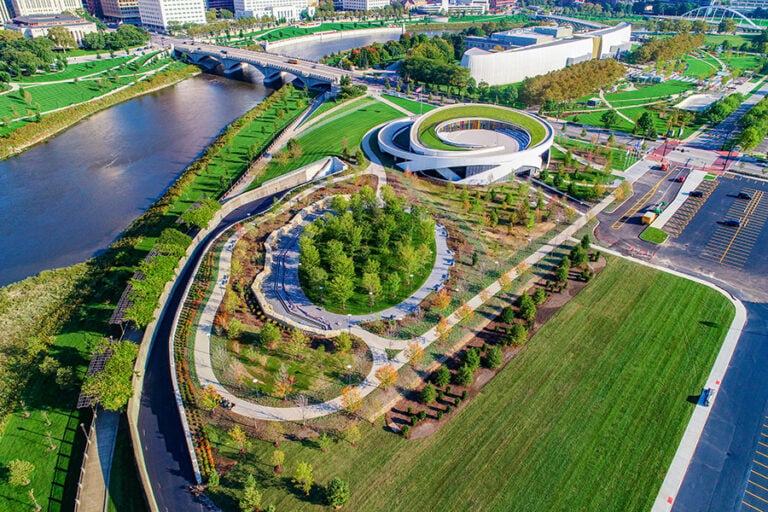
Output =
[
  {"x1": 198, "y1": 385, "x2": 221, "y2": 413},
  {"x1": 532, "y1": 288, "x2": 548, "y2": 305},
  {"x1": 284, "y1": 328, "x2": 309, "y2": 359},
  {"x1": 483, "y1": 346, "x2": 503, "y2": 369},
  {"x1": 433, "y1": 366, "x2": 451, "y2": 387},
  {"x1": 404, "y1": 340, "x2": 424, "y2": 366},
  {"x1": 571, "y1": 244, "x2": 588, "y2": 268},
  {"x1": 328, "y1": 274, "x2": 355, "y2": 309},
  {"x1": 580, "y1": 234, "x2": 591, "y2": 251},
  {"x1": 47, "y1": 26, "x2": 76, "y2": 49},
  {"x1": 240, "y1": 474, "x2": 262, "y2": 512},
  {"x1": 600, "y1": 109, "x2": 618, "y2": 129},
  {"x1": 420, "y1": 382, "x2": 437, "y2": 404},
  {"x1": 270, "y1": 450, "x2": 285, "y2": 473},
  {"x1": 636, "y1": 112, "x2": 657, "y2": 139},
  {"x1": 7, "y1": 460, "x2": 34, "y2": 486},
  {"x1": 335, "y1": 331, "x2": 352, "y2": 353},
  {"x1": 260, "y1": 322, "x2": 281, "y2": 349},
  {"x1": 326, "y1": 477, "x2": 351, "y2": 508},
  {"x1": 501, "y1": 306, "x2": 516, "y2": 324},
  {"x1": 293, "y1": 462, "x2": 314, "y2": 495},
  {"x1": 360, "y1": 272, "x2": 382, "y2": 299},
  {"x1": 317, "y1": 432, "x2": 333, "y2": 453},
  {"x1": 518, "y1": 293, "x2": 537, "y2": 323},
  {"x1": 273, "y1": 364, "x2": 296, "y2": 399},
  {"x1": 375, "y1": 364, "x2": 398, "y2": 389},
  {"x1": 264, "y1": 421, "x2": 285, "y2": 447},
  {"x1": 453, "y1": 364, "x2": 474, "y2": 386},
  {"x1": 342, "y1": 424, "x2": 362, "y2": 447},
  {"x1": 556, "y1": 261, "x2": 570, "y2": 283},
  {"x1": 228, "y1": 425, "x2": 249, "y2": 453},
  {"x1": 433, "y1": 288, "x2": 451, "y2": 309},
  {"x1": 228, "y1": 318, "x2": 243, "y2": 340},
  {"x1": 341, "y1": 386, "x2": 363, "y2": 414},
  {"x1": 508, "y1": 322, "x2": 528, "y2": 346},
  {"x1": 385, "y1": 272, "x2": 401, "y2": 297}
]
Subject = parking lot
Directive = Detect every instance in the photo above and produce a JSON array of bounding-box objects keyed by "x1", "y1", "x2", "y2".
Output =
[
  {"x1": 741, "y1": 419, "x2": 768, "y2": 512},
  {"x1": 655, "y1": 174, "x2": 768, "y2": 302}
]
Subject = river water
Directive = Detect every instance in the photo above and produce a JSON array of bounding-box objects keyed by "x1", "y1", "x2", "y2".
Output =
[
  {"x1": 0, "y1": 29, "x2": 446, "y2": 287},
  {"x1": 0, "y1": 75, "x2": 272, "y2": 286}
]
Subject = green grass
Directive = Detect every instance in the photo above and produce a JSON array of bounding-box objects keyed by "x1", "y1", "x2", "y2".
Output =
[
  {"x1": 605, "y1": 80, "x2": 695, "y2": 105},
  {"x1": 305, "y1": 96, "x2": 373, "y2": 126},
  {"x1": 251, "y1": 97, "x2": 402, "y2": 189},
  {"x1": 682, "y1": 55, "x2": 719, "y2": 79},
  {"x1": 720, "y1": 53, "x2": 764, "y2": 74},
  {"x1": 554, "y1": 136, "x2": 639, "y2": 172},
  {"x1": 640, "y1": 226, "x2": 669, "y2": 244},
  {"x1": 106, "y1": 416, "x2": 148, "y2": 512},
  {"x1": 418, "y1": 105, "x2": 548, "y2": 151},
  {"x1": 382, "y1": 94, "x2": 436, "y2": 114},
  {"x1": 19, "y1": 57, "x2": 131, "y2": 83},
  {"x1": 208, "y1": 256, "x2": 735, "y2": 511},
  {"x1": 303, "y1": 96, "x2": 361, "y2": 124}
]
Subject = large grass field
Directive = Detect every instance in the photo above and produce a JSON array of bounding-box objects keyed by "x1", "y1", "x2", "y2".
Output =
[
  {"x1": 605, "y1": 80, "x2": 695, "y2": 105},
  {"x1": 381, "y1": 93, "x2": 436, "y2": 114},
  {"x1": 682, "y1": 55, "x2": 719, "y2": 79},
  {"x1": 19, "y1": 56, "x2": 131, "y2": 83},
  {"x1": 250, "y1": 97, "x2": 402, "y2": 189},
  {"x1": 208, "y1": 256, "x2": 734, "y2": 511}
]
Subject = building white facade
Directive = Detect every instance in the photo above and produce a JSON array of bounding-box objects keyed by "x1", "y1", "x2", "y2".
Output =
[
  {"x1": 139, "y1": 0, "x2": 205, "y2": 31},
  {"x1": 340, "y1": 0, "x2": 388, "y2": 12},
  {"x1": 5, "y1": 13, "x2": 98, "y2": 44},
  {"x1": 378, "y1": 104, "x2": 554, "y2": 185},
  {"x1": 9, "y1": 0, "x2": 82, "y2": 17},
  {"x1": 234, "y1": 0, "x2": 307, "y2": 21},
  {"x1": 0, "y1": 0, "x2": 11, "y2": 22},
  {"x1": 460, "y1": 22, "x2": 631, "y2": 86}
]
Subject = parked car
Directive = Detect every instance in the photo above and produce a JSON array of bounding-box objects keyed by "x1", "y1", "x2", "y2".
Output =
[
  {"x1": 723, "y1": 219, "x2": 741, "y2": 227},
  {"x1": 689, "y1": 191, "x2": 703, "y2": 198},
  {"x1": 701, "y1": 388, "x2": 713, "y2": 407},
  {"x1": 675, "y1": 176, "x2": 686, "y2": 183},
  {"x1": 737, "y1": 192, "x2": 753, "y2": 200}
]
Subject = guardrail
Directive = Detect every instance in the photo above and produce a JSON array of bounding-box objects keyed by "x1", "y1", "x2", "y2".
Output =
[{"x1": 73, "y1": 409, "x2": 97, "y2": 512}]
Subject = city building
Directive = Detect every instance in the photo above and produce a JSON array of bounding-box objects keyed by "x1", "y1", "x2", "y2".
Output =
[
  {"x1": 206, "y1": 0, "x2": 234, "y2": 13},
  {"x1": 460, "y1": 22, "x2": 631, "y2": 86},
  {"x1": 377, "y1": 104, "x2": 554, "y2": 185},
  {"x1": 233, "y1": 0, "x2": 307, "y2": 21},
  {"x1": 416, "y1": 0, "x2": 488, "y2": 16},
  {"x1": 9, "y1": 0, "x2": 83, "y2": 17},
  {"x1": 138, "y1": 0, "x2": 205, "y2": 31},
  {"x1": 0, "y1": 0, "x2": 11, "y2": 22},
  {"x1": 4, "y1": 13, "x2": 98, "y2": 44},
  {"x1": 340, "y1": 0, "x2": 388, "y2": 11},
  {"x1": 101, "y1": 0, "x2": 140, "y2": 24},
  {"x1": 465, "y1": 25, "x2": 573, "y2": 51},
  {"x1": 720, "y1": 0, "x2": 768, "y2": 13}
]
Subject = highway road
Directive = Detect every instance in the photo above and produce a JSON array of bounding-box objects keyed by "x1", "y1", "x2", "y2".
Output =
[{"x1": 137, "y1": 195, "x2": 276, "y2": 512}]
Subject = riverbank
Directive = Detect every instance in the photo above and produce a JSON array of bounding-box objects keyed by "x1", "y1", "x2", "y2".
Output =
[
  {"x1": 0, "y1": 63, "x2": 200, "y2": 161},
  {"x1": 0, "y1": 82, "x2": 308, "y2": 512}
]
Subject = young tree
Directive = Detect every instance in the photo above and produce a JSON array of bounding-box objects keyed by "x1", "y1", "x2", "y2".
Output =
[
  {"x1": 532, "y1": 288, "x2": 548, "y2": 305},
  {"x1": 509, "y1": 322, "x2": 528, "y2": 346},
  {"x1": 432, "y1": 366, "x2": 451, "y2": 388},
  {"x1": 326, "y1": 477, "x2": 351, "y2": 508},
  {"x1": 600, "y1": 109, "x2": 618, "y2": 129},
  {"x1": 208, "y1": 469, "x2": 220, "y2": 488},
  {"x1": 404, "y1": 340, "x2": 424, "y2": 366},
  {"x1": 341, "y1": 386, "x2": 363, "y2": 414},
  {"x1": 501, "y1": 306, "x2": 516, "y2": 324},
  {"x1": 328, "y1": 274, "x2": 355, "y2": 309},
  {"x1": 432, "y1": 288, "x2": 451, "y2": 310},
  {"x1": 386, "y1": 272, "x2": 402, "y2": 297},
  {"x1": 361, "y1": 272, "x2": 382, "y2": 299},
  {"x1": 317, "y1": 432, "x2": 333, "y2": 453},
  {"x1": 273, "y1": 364, "x2": 296, "y2": 399},
  {"x1": 7, "y1": 460, "x2": 34, "y2": 486},
  {"x1": 198, "y1": 385, "x2": 222, "y2": 414},
  {"x1": 518, "y1": 293, "x2": 537, "y2": 323},
  {"x1": 284, "y1": 328, "x2": 310, "y2": 359},
  {"x1": 228, "y1": 318, "x2": 243, "y2": 340},
  {"x1": 453, "y1": 364, "x2": 474, "y2": 386},
  {"x1": 270, "y1": 450, "x2": 285, "y2": 473},
  {"x1": 260, "y1": 322, "x2": 281, "y2": 349},
  {"x1": 570, "y1": 244, "x2": 588, "y2": 268},
  {"x1": 420, "y1": 382, "x2": 437, "y2": 404},
  {"x1": 240, "y1": 474, "x2": 262, "y2": 512},
  {"x1": 228, "y1": 425, "x2": 250, "y2": 453},
  {"x1": 483, "y1": 346, "x2": 503, "y2": 369},
  {"x1": 556, "y1": 261, "x2": 570, "y2": 283},
  {"x1": 335, "y1": 331, "x2": 352, "y2": 353},
  {"x1": 375, "y1": 364, "x2": 398, "y2": 389},
  {"x1": 293, "y1": 462, "x2": 314, "y2": 495},
  {"x1": 580, "y1": 234, "x2": 591, "y2": 251},
  {"x1": 342, "y1": 424, "x2": 362, "y2": 447}
]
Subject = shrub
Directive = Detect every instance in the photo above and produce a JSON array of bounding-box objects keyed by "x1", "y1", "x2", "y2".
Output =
[
  {"x1": 463, "y1": 347, "x2": 481, "y2": 371},
  {"x1": 445, "y1": 405, "x2": 452, "y2": 414},
  {"x1": 420, "y1": 383, "x2": 437, "y2": 404},
  {"x1": 437, "y1": 410, "x2": 444, "y2": 420},
  {"x1": 453, "y1": 364, "x2": 474, "y2": 386},
  {"x1": 455, "y1": 397, "x2": 463, "y2": 407},
  {"x1": 411, "y1": 415, "x2": 418, "y2": 426},
  {"x1": 461, "y1": 390, "x2": 468, "y2": 400},
  {"x1": 326, "y1": 477, "x2": 350, "y2": 508},
  {"x1": 501, "y1": 306, "x2": 516, "y2": 324},
  {"x1": 401, "y1": 425, "x2": 410, "y2": 436},
  {"x1": 483, "y1": 346, "x2": 503, "y2": 369},
  {"x1": 418, "y1": 410, "x2": 427, "y2": 421},
  {"x1": 7, "y1": 460, "x2": 34, "y2": 486},
  {"x1": 532, "y1": 288, "x2": 548, "y2": 305}
]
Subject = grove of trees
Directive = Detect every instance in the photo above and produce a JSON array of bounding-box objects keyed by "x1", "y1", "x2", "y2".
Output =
[
  {"x1": 518, "y1": 59, "x2": 625, "y2": 105},
  {"x1": 81, "y1": 24, "x2": 150, "y2": 51},
  {"x1": 299, "y1": 185, "x2": 435, "y2": 311},
  {"x1": 628, "y1": 33, "x2": 706, "y2": 65}
]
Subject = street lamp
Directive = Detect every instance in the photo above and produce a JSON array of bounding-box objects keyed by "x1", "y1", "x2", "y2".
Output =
[
  {"x1": 409, "y1": 273, "x2": 413, "y2": 285},
  {"x1": 346, "y1": 364, "x2": 353, "y2": 385},
  {"x1": 347, "y1": 313, "x2": 351, "y2": 334},
  {"x1": 319, "y1": 285, "x2": 324, "y2": 302},
  {"x1": 369, "y1": 291, "x2": 374, "y2": 313}
]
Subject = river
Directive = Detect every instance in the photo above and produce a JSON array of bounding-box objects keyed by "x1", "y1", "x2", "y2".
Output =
[{"x1": 0, "y1": 74, "x2": 272, "y2": 286}]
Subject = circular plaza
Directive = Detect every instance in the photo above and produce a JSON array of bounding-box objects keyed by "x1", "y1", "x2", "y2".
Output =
[{"x1": 377, "y1": 103, "x2": 554, "y2": 185}]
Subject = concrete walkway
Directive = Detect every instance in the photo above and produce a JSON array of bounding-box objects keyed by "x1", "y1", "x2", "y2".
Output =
[
  {"x1": 650, "y1": 170, "x2": 707, "y2": 230},
  {"x1": 76, "y1": 409, "x2": 120, "y2": 512}
]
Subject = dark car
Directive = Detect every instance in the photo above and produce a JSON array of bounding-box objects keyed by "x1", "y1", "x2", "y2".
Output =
[
  {"x1": 723, "y1": 219, "x2": 741, "y2": 227},
  {"x1": 737, "y1": 192, "x2": 753, "y2": 200},
  {"x1": 689, "y1": 191, "x2": 703, "y2": 198}
]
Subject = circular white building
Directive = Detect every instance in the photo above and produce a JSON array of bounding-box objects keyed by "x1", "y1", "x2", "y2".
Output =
[{"x1": 377, "y1": 103, "x2": 554, "y2": 185}]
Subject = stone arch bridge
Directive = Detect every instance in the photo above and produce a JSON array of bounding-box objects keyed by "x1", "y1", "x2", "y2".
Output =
[{"x1": 174, "y1": 42, "x2": 347, "y2": 89}]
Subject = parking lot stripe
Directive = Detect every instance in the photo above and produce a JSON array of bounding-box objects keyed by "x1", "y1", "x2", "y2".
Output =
[
  {"x1": 744, "y1": 499, "x2": 764, "y2": 511},
  {"x1": 750, "y1": 479, "x2": 768, "y2": 493},
  {"x1": 753, "y1": 469, "x2": 768, "y2": 480},
  {"x1": 755, "y1": 459, "x2": 768, "y2": 471},
  {"x1": 747, "y1": 490, "x2": 768, "y2": 504}
]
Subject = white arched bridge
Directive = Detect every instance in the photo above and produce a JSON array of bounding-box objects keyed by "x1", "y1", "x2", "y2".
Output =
[
  {"x1": 173, "y1": 42, "x2": 348, "y2": 89},
  {"x1": 679, "y1": 5, "x2": 761, "y2": 29}
]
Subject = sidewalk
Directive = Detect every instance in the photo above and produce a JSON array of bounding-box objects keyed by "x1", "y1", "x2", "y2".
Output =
[{"x1": 76, "y1": 410, "x2": 120, "y2": 512}]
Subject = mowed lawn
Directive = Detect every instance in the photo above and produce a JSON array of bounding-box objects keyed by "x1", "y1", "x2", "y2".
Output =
[
  {"x1": 210, "y1": 256, "x2": 735, "y2": 511},
  {"x1": 381, "y1": 93, "x2": 436, "y2": 114},
  {"x1": 251, "y1": 97, "x2": 402, "y2": 188}
]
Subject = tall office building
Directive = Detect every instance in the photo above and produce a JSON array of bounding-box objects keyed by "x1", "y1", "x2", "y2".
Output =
[
  {"x1": 139, "y1": 0, "x2": 205, "y2": 31},
  {"x1": 9, "y1": 0, "x2": 83, "y2": 17},
  {"x1": 0, "y1": 0, "x2": 12, "y2": 21},
  {"x1": 340, "y1": 0, "x2": 388, "y2": 10},
  {"x1": 234, "y1": 0, "x2": 307, "y2": 21},
  {"x1": 101, "y1": 0, "x2": 140, "y2": 23}
]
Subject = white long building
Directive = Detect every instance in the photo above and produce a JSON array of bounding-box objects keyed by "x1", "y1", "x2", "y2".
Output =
[
  {"x1": 234, "y1": 0, "x2": 307, "y2": 21},
  {"x1": 460, "y1": 22, "x2": 632, "y2": 86},
  {"x1": 8, "y1": 0, "x2": 82, "y2": 17},
  {"x1": 138, "y1": 0, "x2": 205, "y2": 31}
]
